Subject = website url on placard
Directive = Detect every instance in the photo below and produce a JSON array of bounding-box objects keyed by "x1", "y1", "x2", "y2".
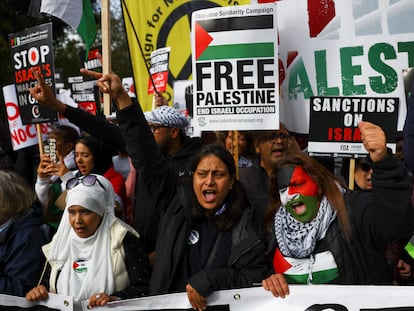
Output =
[{"x1": 210, "y1": 118, "x2": 264, "y2": 124}]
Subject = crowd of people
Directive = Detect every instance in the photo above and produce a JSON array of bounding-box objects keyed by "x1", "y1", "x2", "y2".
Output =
[{"x1": 0, "y1": 66, "x2": 413, "y2": 311}]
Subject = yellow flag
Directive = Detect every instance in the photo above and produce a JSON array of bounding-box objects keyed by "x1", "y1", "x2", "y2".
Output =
[{"x1": 122, "y1": 0, "x2": 251, "y2": 112}]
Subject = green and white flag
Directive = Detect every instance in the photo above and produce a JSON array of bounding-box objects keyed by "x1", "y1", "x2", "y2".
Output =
[{"x1": 41, "y1": 0, "x2": 97, "y2": 55}]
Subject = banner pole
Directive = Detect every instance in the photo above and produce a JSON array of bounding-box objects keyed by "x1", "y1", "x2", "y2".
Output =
[
  {"x1": 36, "y1": 123, "x2": 44, "y2": 157},
  {"x1": 101, "y1": 0, "x2": 112, "y2": 116},
  {"x1": 233, "y1": 131, "x2": 239, "y2": 180},
  {"x1": 348, "y1": 158, "x2": 355, "y2": 190}
]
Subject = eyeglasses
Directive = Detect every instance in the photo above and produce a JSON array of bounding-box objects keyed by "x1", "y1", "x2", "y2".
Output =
[
  {"x1": 258, "y1": 132, "x2": 289, "y2": 142},
  {"x1": 149, "y1": 125, "x2": 168, "y2": 133},
  {"x1": 359, "y1": 162, "x2": 371, "y2": 172},
  {"x1": 66, "y1": 175, "x2": 106, "y2": 190}
]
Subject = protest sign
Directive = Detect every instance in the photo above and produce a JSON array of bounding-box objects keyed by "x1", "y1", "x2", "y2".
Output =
[
  {"x1": 277, "y1": 0, "x2": 414, "y2": 134},
  {"x1": 67, "y1": 76, "x2": 99, "y2": 115},
  {"x1": 2, "y1": 84, "x2": 51, "y2": 151},
  {"x1": 192, "y1": 3, "x2": 279, "y2": 132},
  {"x1": 79, "y1": 285, "x2": 414, "y2": 311},
  {"x1": 8, "y1": 23, "x2": 58, "y2": 125},
  {"x1": 173, "y1": 80, "x2": 195, "y2": 136},
  {"x1": 80, "y1": 46, "x2": 102, "y2": 73},
  {"x1": 308, "y1": 96, "x2": 398, "y2": 156},
  {"x1": 123, "y1": 77, "x2": 136, "y2": 98},
  {"x1": 148, "y1": 47, "x2": 171, "y2": 94}
]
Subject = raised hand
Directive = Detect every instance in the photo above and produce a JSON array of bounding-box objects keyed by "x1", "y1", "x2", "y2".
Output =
[
  {"x1": 358, "y1": 121, "x2": 388, "y2": 162},
  {"x1": 29, "y1": 70, "x2": 66, "y2": 113},
  {"x1": 80, "y1": 69, "x2": 132, "y2": 110}
]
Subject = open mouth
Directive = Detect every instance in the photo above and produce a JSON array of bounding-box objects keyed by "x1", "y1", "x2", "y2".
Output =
[
  {"x1": 291, "y1": 201, "x2": 306, "y2": 215},
  {"x1": 75, "y1": 227, "x2": 85, "y2": 234},
  {"x1": 203, "y1": 190, "x2": 217, "y2": 203},
  {"x1": 271, "y1": 147, "x2": 284, "y2": 156},
  {"x1": 78, "y1": 166, "x2": 88, "y2": 173}
]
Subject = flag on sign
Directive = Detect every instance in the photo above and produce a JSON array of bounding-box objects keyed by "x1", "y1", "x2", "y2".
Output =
[
  {"x1": 40, "y1": 0, "x2": 97, "y2": 55},
  {"x1": 194, "y1": 14, "x2": 275, "y2": 61}
]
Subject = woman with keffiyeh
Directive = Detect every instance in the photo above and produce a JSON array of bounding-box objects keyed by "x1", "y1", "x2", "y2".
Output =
[{"x1": 262, "y1": 121, "x2": 413, "y2": 298}]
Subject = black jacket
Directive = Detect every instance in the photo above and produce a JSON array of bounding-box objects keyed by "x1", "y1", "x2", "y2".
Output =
[
  {"x1": 0, "y1": 206, "x2": 49, "y2": 296},
  {"x1": 117, "y1": 103, "x2": 269, "y2": 296},
  {"x1": 268, "y1": 152, "x2": 413, "y2": 284},
  {"x1": 239, "y1": 160, "x2": 270, "y2": 242},
  {"x1": 63, "y1": 105, "x2": 203, "y2": 253}
]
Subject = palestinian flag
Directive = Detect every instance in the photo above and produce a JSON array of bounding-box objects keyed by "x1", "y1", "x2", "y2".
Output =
[
  {"x1": 41, "y1": 0, "x2": 97, "y2": 56},
  {"x1": 194, "y1": 14, "x2": 276, "y2": 61},
  {"x1": 273, "y1": 248, "x2": 339, "y2": 284},
  {"x1": 405, "y1": 235, "x2": 414, "y2": 259},
  {"x1": 73, "y1": 258, "x2": 88, "y2": 273}
]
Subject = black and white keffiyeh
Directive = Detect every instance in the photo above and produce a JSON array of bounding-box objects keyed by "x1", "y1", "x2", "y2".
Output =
[
  {"x1": 144, "y1": 105, "x2": 188, "y2": 129},
  {"x1": 274, "y1": 196, "x2": 337, "y2": 258}
]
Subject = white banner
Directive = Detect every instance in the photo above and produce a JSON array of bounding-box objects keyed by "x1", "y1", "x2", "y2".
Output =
[
  {"x1": 80, "y1": 285, "x2": 414, "y2": 311},
  {"x1": 0, "y1": 293, "x2": 73, "y2": 311}
]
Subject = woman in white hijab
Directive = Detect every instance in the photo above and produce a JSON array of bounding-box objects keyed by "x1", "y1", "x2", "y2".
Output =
[{"x1": 26, "y1": 174, "x2": 150, "y2": 310}]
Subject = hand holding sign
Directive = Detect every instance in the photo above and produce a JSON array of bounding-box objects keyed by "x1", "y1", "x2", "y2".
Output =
[
  {"x1": 25, "y1": 284, "x2": 49, "y2": 302},
  {"x1": 186, "y1": 283, "x2": 207, "y2": 311},
  {"x1": 358, "y1": 121, "x2": 387, "y2": 162},
  {"x1": 262, "y1": 273, "x2": 290, "y2": 299},
  {"x1": 153, "y1": 92, "x2": 168, "y2": 108}
]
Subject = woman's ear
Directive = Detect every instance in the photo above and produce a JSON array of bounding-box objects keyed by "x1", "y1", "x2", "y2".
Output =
[{"x1": 230, "y1": 177, "x2": 235, "y2": 190}]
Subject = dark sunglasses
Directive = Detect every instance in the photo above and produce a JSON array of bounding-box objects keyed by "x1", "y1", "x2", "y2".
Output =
[
  {"x1": 359, "y1": 162, "x2": 371, "y2": 172},
  {"x1": 66, "y1": 175, "x2": 106, "y2": 190},
  {"x1": 258, "y1": 132, "x2": 289, "y2": 142}
]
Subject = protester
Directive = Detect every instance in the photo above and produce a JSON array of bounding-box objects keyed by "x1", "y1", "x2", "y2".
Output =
[
  {"x1": 78, "y1": 69, "x2": 269, "y2": 311},
  {"x1": 261, "y1": 121, "x2": 413, "y2": 298},
  {"x1": 36, "y1": 132, "x2": 126, "y2": 221},
  {"x1": 35, "y1": 125, "x2": 79, "y2": 229},
  {"x1": 29, "y1": 71, "x2": 203, "y2": 257},
  {"x1": 13, "y1": 145, "x2": 40, "y2": 187},
  {"x1": 238, "y1": 127, "x2": 291, "y2": 241},
  {"x1": 341, "y1": 157, "x2": 373, "y2": 191},
  {"x1": 73, "y1": 135, "x2": 127, "y2": 217},
  {"x1": 25, "y1": 174, "x2": 150, "y2": 310},
  {"x1": 216, "y1": 130, "x2": 256, "y2": 168},
  {"x1": 341, "y1": 156, "x2": 413, "y2": 285},
  {"x1": 0, "y1": 170, "x2": 49, "y2": 296},
  {"x1": 112, "y1": 150, "x2": 135, "y2": 225},
  {"x1": 395, "y1": 136, "x2": 404, "y2": 161}
]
